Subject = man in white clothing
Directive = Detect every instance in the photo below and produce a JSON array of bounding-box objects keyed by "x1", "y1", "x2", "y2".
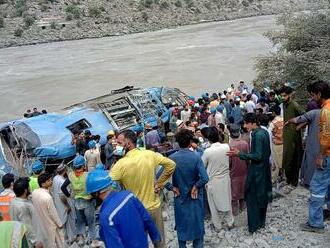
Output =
[
  {"x1": 245, "y1": 94, "x2": 256, "y2": 113},
  {"x1": 202, "y1": 127, "x2": 234, "y2": 230},
  {"x1": 32, "y1": 172, "x2": 64, "y2": 248}
]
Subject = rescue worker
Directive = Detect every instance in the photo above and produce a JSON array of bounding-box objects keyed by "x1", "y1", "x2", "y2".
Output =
[
  {"x1": 0, "y1": 215, "x2": 29, "y2": 248},
  {"x1": 86, "y1": 167, "x2": 161, "y2": 247},
  {"x1": 0, "y1": 173, "x2": 15, "y2": 221},
  {"x1": 29, "y1": 160, "x2": 44, "y2": 192},
  {"x1": 61, "y1": 155, "x2": 98, "y2": 246}
]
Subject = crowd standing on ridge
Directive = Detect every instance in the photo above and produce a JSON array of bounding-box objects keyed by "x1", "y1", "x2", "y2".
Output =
[{"x1": 0, "y1": 80, "x2": 330, "y2": 248}]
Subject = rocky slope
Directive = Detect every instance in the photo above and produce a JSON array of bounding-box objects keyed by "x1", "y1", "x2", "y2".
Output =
[
  {"x1": 0, "y1": 0, "x2": 328, "y2": 48},
  {"x1": 163, "y1": 187, "x2": 330, "y2": 247}
]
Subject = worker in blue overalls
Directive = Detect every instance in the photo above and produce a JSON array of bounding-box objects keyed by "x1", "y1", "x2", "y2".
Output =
[{"x1": 86, "y1": 167, "x2": 161, "y2": 247}]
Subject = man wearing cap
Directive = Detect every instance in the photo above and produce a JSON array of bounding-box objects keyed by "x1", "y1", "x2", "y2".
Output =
[
  {"x1": 61, "y1": 155, "x2": 98, "y2": 246},
  {"x1": 84, "y1": 140, "x2": 101, "y2": 171},
  {"x1": 238, "y1": 81, "x2": 248, "y2": 93},
  {"x1": 53, "y1": 163, "x2": 77, "y2": 244},
  {"x1": 86, "y1": 167, "x2": 161, "y2": 247},
  {"x1": 145, "y1": 124, "x2": 161, "y2": 149},
  {"x1": 29, "y1": 160, "x2": 44, "y2": 192},
  {"x1": 0, "y1": 173, "x2": 15, "y2": 221},
  {"x1": 110, "y1": 130, "x2": 176, "y2": 248}
]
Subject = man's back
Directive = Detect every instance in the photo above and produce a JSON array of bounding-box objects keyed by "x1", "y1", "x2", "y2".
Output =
[
  {"x1": 110, "y1": 148, "x2": 175, "y2": 210},
  {"x1": 203, "y1": 143, "x2": 230, "y2": 179}
]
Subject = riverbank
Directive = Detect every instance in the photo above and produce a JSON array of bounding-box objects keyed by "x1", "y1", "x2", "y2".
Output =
[{"x1": 0, "y1": 0, "x2": 328, "y2": 48}]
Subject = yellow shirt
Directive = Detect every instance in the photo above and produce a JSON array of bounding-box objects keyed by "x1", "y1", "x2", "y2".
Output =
[{"x1": 110, "y1": 148, "x2": 175, "y2": 210}]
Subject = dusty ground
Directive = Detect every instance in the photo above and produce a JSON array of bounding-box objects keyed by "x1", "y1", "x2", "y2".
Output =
[{"x1": 163, "y1": 186, "x2": 330, "y2": 248}]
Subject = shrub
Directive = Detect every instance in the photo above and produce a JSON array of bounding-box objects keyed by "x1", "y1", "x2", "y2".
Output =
[
  {"x1": 160, "y1": 1, "x2": 169, "y2": 9},
  {"x1": 24, "y1": 15, "x2": 35, "y2": 28},
  {"x1": 141, "y1": 12, "x2": 148, "y2": 21},
  {"x1": 40, "y1": 4, "x2": 48, "y2": 12},
  {"x1": 15, "y1": 0, "x2": 27, "y2": 17},
  {"x1": 76, "y1": 20, "x2": 82, "y2": 28},
  {"x1": 65, "y1": 5, "x2": 81, "y2": 19},
  {"x1": 14, "y1": 28, "x2": 23, "y2": 37},
  {"x1": 141, "y1": 0, "x2": 153, "y2": 8},
  {"x1": 50, "y1": 20, "x2": 56, "y2": 29},
  {"x1": 89, "y1": 6, "x2": 101, "y2": 18},
  {"x1": 66, "y1": 13, "x2": 73, "y2": 21},
  {"x1": 174, "y1": 0, "x2": 182, "y2": 7},
  {"x1": 0, "y1": 16, "x2": 4, "y2": 28}
]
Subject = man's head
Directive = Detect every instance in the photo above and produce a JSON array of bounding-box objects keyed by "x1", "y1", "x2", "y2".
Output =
[
  {"x1": 308, "y1": 80, "x2": 330, "y2": 104},
  {"x1": 258, "y1": 114, "x2": 269, "y2": 127},
  {"x1": 2, "y1": 173, "x2": 15, "y2": 189},
  {"x1": 273, "y1": 105, "x2": 281, "y2": 116},
  {"x1": 26, "y1": 109, "x2": 31, "y2": 113},
  {"x1": 33, "y1": 107, "x2": 38, "y2": 112},
  {"x1": 38, "y1": 172, "x2": 53, "y2": 189},
  {"x1": 229, "y1": 124, "x2": 241, "y2": 139},
  {"x1": 117, "y1": 130, "x2": 137, "y2": 153},
  {"x1": 56, "y1": 163, "x2": 67, "y2": 176},
  {"x1": 280, "y1": 86, "x2": 294, "y2": 103},
  {"x1": 243, "y1": 113, "x2": 259, "y2": 132},
  {"x1": 207, "y1": 127, "x2": 219, "y2": 144},
  {"x1": 240, "y1": 81, "x2": 245, "y2": 86},
  {"x1": 13, "y1": 177, "x2": 30, "y2": 198},
  {"x1": 175, "y1": 129, "x2": 194, "y2": 148},
  {"x1": 269, "y1": 91, "x2": 276, "y2": 101}
]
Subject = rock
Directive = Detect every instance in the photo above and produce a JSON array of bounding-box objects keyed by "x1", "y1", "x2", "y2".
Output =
[{"x1": 255, "y1": 238, "x2": 270, "y2": 248}]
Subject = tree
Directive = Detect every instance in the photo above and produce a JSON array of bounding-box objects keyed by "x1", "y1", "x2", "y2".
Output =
[{"x1": 254, "y1": 10, "x2": 330, "y2": 103}]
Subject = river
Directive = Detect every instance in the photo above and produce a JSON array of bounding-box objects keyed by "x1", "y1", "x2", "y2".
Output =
[{"x1": 0, "y1": 15, "x2": 277, "y2": 122}]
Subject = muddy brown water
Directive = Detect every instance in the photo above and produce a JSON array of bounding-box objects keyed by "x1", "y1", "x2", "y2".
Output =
[{"x1": 0, "y1": 15, "x2": 277, "y2": 122}]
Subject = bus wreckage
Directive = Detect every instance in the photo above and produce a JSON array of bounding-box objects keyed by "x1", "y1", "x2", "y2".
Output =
[{"x1": 0, "y1": 86, "x2": 188, "y2": 177}]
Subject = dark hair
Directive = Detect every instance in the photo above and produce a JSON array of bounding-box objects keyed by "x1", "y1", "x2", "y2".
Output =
[
  {"x1": 185, "y1": 121, "x2": 191, "y2": 126},
  {"x1": 175, "y1": 129, "x2": 194, "y2": 148},
  {"x1": 23, "y1": 113, "x2": 29, "y2": 118},
  {"x1": 38, "y1": 172, "x2": 53, "y2": 187},
  {"x1": 41, "y1": 109, "x2": 47, "y2": 114},
  {"x1": 258, "y1": 114, "x2": 269, "y2": 127},
  {"x1": 244, "y1": 113, "x2": 258, "y2": 124},
  {"x1": 208, "y1": 127, "x2": 219, "y2": 143},
  {"x1": 106, "y1": 134, "x2": 113, "y2": 141},
  {"x1": 13, "y1": 177, "x2": 30, "y2": 197},
  {"x1": 309, "y1": 80, "x2": 330, "y2": 99},
  {"x1": 228, "y1": 116, "x2": 234, "y2": 124},
  {"x1": 201, "y1": 127, "x2": 211, "y2": 139},
  {"x1": 269, "y1": 91, "x2": 276, "y2": 97},
  {"x1": 93, "y1": 135, "x2": 101, "y2": 141},
  {"x1": 119, "y1": 130, "x2": 137, "y2": 145},
  {"x1": 280, "y1": 86, "x2": 293, "y2": 95},
  {"x1": 218, "y1": 123, "x2": 225, "y2": 132},
  {"x1": 273, "y1": 106, "x2": 281, "y2": 116},
  {"x1": 246, "y1": 94, "x2": 252, "y2": 101},
  {"x1": 2, "y1": 173, "x2": 15, "y2": 189}
]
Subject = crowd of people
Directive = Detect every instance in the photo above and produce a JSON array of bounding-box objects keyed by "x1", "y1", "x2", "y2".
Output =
[
  {"x1": 0, "y1": 80, "x2": 329, "y2": 248},
  {"x1": 23, "y1": 107, "x2": 47, "y2": 118}
]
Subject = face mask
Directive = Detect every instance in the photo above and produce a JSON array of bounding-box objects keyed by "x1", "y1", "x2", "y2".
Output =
[{"x1": 115, "y1": 145, "x2": 125, "y2": 156}]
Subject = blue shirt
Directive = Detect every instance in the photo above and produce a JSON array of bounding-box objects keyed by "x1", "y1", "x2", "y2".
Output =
[{"x1": 99, "y1": 190, "x2": 160, "y2": 248}]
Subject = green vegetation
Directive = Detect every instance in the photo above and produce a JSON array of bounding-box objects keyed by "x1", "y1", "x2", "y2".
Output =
[
  {"x1": 174, "y1": 0, "x2": 182, "y2": 8},
  {"x1": 88, "y1": 6, "x2": 102, "y2": 18},
  {"x1": 65, "y1": 4, "x2": 81, "y2": 19},
  {"x1": 23, "y1": 15, "x2": 35, "y2": 28},
  {"x1": 141, "y1": 0, "x2": 153, "y2": 8},
  {"x1": 14, "y1": 27, "x2": 23, "y2": 37},
  {"x1": 14, "y1": 0, "x2": 27, "y2": 17},
  {"x1": 255, "y1": 11, "x2": 330, "y2": 104},
  {"x1": 0, "y1": 16, "x2": 4, "y2": 28},
  {"x1": 50, "y1": 21, "x2": 56, "y2": 29},
  {"x1": 160, "y1": 1, "x2": 169, "y2": 9}
]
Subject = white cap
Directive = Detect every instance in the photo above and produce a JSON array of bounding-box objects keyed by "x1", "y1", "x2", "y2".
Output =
[
  {"x1": 242, "y1": 89, "x2": 248, "y2": 95},
  {"x1": 227, "y1": 87, "x2": 233, "y2": 93},
  {"x1": 220, "y1": 94, "x2": 226, "y2": 99},
  {"x1": 235, "y1": 96, "x2": 241, "y2": 101},
  {"x1": 176, "y1": 120, "x2": 183, "y2": 127}
]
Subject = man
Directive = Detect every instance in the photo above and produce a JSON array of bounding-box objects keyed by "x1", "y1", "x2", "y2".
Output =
[
  {"x1": 215, "y1": 105, "x2": 226, "y2": 126},
  {"x1": 286, "y1": 108, "x2": 321, "y2": 187},
  {"x1": 202, "y1": 127, "x2": 234, "y2": 230},
  {"x1": 300, "y1": 80, "x2": 330, "y2": 233},
  {"x1": 269, "y1": 106, "x2": 284, "y2": 184},
  {"x1": 76, "y1": 131, "x2": 88, "y2": 155},
  {"x1": 86, "y1": 167, "x2": 161, "y2": 247},
  {"x1": 207, "y1": 108, "x2": 217, "y2": 127},
  {"x1": 180, "y1": 105, "x2": 191, "y2": 123},
  {"x1": 268, "y1": 91, "x2": 280, "y2": 113},
  {"x1": 31, "y1": 172, "x2": 64, "y2": 247},
  {"x1": 53, "y1": 163, "x2": 77, "y2": 244},
  {"x1": 231, "y1": 97, "x2": 243, "y2": 125},
  {"x1": 255, "y1": 98, "x2": 269, "y2": 114},
  {"x1": 227, "y1": 113, "x2": 272, "y2": 233},
  {"x1": 228, "y1": 124, "x2": 249, "y2": 216},
  {"x1": 61, "y1": 155, "x2": 97, "y2": 246},
  {"x1": 10, "y1": 177, "x2": 39, "y2": 247},
  {"x1": 29, "y1": 160, "x2": 43, "y2": 192},
  {"x1": 110, "y1": 130, "x2": 176, "y2": 248},
  {"x1": 238, "y1": 81, "x2": 248, "y2": 93},
  {"x1": 0, "y1": 216, "x2": 29, "y2": 248},
  {"x1": 31, "y1": 107, "x2": 41, "y2": 117},
  {"x1": 104, "y1": 132, "x2": 115, "y2": 169},
  {"x1": 244, "y1": 94, "x2": 256, "y2": 113},
  {"x1": 0, "y1": 173, "x2": 15, "y2": 220},
  {"x1": 84, "y1": 140, "x2": 101, "y2": 171},
  {"x1": 281, "y1": 86, "x2": 304, "y2": 187},
  {"x1": 145, "y1": 124, "x2": 161, "y2": 149},
  {"x1": 169, "y1": 129, "x2": 209, "y2": 248}
]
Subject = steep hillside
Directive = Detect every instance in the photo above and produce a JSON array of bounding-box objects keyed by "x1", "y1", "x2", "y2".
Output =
[{"x1": 0, "y1": 0, "x2": 328, "y2": 48}]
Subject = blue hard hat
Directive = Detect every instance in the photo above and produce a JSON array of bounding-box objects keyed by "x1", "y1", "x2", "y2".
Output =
[
  {"x1": 210, "y1": 107, "x2": 216, "y2": 114},
  {"x1": 72, "y1": 155, "x2": 85, "y2": 168},
  {"x1": 95, "y1": 163, "x2": 105, "y2": 170},
  {"x1": 216, "y1": 105, "x2": 224, "y2": 112},
  {"x1": 32, "y1": 160, "x2": 44, "y2": 173},
  {"x1": 86, "y1": 168, "x2": 113, "y2": 194},
  {"x1": 88, "y1": 140, "x2": 97, "y2": 149}
]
